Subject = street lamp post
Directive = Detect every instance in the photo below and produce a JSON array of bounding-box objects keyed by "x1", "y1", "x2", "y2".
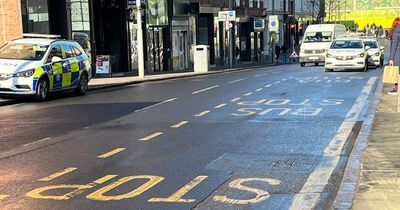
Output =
[{"x1": 136, "y1": 0, "x2": 145, "y2": 78}]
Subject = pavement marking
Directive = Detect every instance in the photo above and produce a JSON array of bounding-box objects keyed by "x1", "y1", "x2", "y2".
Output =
[
  {"x1": 26, "y1": 175, "x2": 117, "y2": 201},
  {"x1": 134, "y1": 98, "x2": 178, "y2": 113},
  {"x1": 0, "y1": 195, "x2": 9, "y2": 201},
  {"x1": 149, "y1": 175, "x2": 208, "y2": 203},
  {"x1": 139, "y1": 132, "x2": 163, "y2": 141},
  {"x1": 192, "y1": 85, "x2": 219, "y2": 94},
  {"x1": 87, "y1": 175, "x2": 165, "y2": 201},
  {"x1": 290, "y1": 77, "x2": 378, "y2": 210},
  {"x1": 22, "y1": 137, "x2": 52, "y2": 147},
  {"x1": 254, "y1": 73, "x2": 268, "y2": 77},
  {"x1": 213, "y1": 178, "x2": 281, "y2": 205},
  {"x1": 39, "y1": 167, "x2": 77, "y2": 182},
  {"x1": 97, "y1": 148, "x2": 126, "y2": 158},
  {"x1": 195, "y1": 110, "x2": 210, "y2": 117},
  {"x1": 231, "y1": 97, "x2": 242, "y2": 102},
  {"x1": 82, "y1": 126, "x2": 90, "y2": 130},
  {"x1": 255, "y1": 88, "x2": 263, "y2": 92},
  {"x1": 274, "y1": 81, "x2": 281, "y2": 84},
  {"x1": 281, "y1": 79, "x2": 287, "y2": 81},
  {"x1": 244, "y1": 92, "x2": 253, "y2": 96},
  {"x1": 265, "y1": 84, "x2": 272, "y2": 88},
  {"x1": 214, "y1": 103, "x2": 227, "y2": 109},
  {"x1": 171, "y1": 121, "x2": 189, "y2": 128},
  {"x1": 229, "y1": 78, "x2": 247, "y2": 83}
]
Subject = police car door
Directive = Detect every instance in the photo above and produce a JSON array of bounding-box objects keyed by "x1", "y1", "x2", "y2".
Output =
[
  {"x1": 46, "y1": 44, "x2": 64, "y2": 91},
  {"x1": 61, "y1": 44, "x2": 75, "y2": 89}
]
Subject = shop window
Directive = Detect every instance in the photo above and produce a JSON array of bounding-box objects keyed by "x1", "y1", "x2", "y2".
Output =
[{"x1": 21, "y1": 0, "x2": 50, "y2": 34}]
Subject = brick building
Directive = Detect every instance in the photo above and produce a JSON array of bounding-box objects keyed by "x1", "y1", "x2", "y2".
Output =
[{"x1": 0, "y1": 0, "x2": 22, "y2": 46}]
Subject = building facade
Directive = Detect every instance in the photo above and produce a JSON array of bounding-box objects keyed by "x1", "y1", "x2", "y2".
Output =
[{"x1": 0, "y1": 0, "x2": 295, "y2": 76}]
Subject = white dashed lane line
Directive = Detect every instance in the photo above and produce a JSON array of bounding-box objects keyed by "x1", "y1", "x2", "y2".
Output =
[
  {"x1": 229, "y1": 78, "x2": 247, "y2": 84},
  {"x1": 214, "y1": 103, "x2": 227, "y2": 109},
  {"x1": 231, "y1": 97, "x2": 241, "y2": 102},
  {"x1": 195, "y1": 111, "x2": 210, "y2": 117},
  {"x1": 192, "y1": 85, "x2": 220, "y2": 95}
]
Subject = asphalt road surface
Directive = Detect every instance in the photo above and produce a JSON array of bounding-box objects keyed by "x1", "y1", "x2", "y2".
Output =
[{"x1": 0, "y1": 63, "x2": 381, "y2": 210}]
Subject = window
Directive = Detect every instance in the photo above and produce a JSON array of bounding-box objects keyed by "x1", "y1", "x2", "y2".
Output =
[
  {"x1": 62, "y1": 44, "x2": 74, "y2": 58},
  {"x1": 363, "y1": 41, "x2": 378, "y2": 49},
  {"x1": 72, "y1": 46, "x2": 83, "y2": 56},
  {"x1": 21, "y1": 0, "x2": 50, "y2": 34},
  {"x1": 304, "y1": 32, "x2": 333, "y2": 43},
  {"x1": 331, "y1": 40, "x2": 363, "y2": 49},
  {"x1": 46, "y1": 45, "x2": 63, "y2": 63}
]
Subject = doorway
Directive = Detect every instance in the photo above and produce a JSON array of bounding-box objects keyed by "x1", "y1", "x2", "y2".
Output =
[
  {"x1": 148, "y1": 27, "x2": 166, "y2": 73},
  {"x1": 172, "y1": 30, "x2": 189, "y2": 71}
]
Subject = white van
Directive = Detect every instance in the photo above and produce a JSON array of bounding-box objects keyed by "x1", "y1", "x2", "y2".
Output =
[{"x1": 299, "y1": 24, "x2": 346, "y2": 67}]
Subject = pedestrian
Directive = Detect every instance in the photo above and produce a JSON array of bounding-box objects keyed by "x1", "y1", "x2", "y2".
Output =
[
  {"x1": 281, "y1": 44, "x2": 287, "y2": 63},
  {"x1": 388, "y1": 17, "x2": 400, "y2": 95},
  {"x1": 275, "y1": 44, "x2": 281, "y2": 62}
]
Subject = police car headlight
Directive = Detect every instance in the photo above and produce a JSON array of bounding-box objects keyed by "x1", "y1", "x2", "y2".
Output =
[
  {"x1": 374, "y1": 52, "x2": 380, "y2": 56},
  {"x1": 357, "y1": 53, "x2": 365, "y2": 58},
  {"x1": 326, "y1": 53, "x2": 333, "y2": 58},
  {"x1": 14, "y1": 69, "x2": 35, "y2": 78}
]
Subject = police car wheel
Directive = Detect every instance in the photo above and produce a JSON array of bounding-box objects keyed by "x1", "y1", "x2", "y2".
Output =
[
  {"x1": 34, "y1": 78, "x2": 49, "y2": 101},
  {"x1": 75, "y1": 73, "x2": 88, "y2": 96}
]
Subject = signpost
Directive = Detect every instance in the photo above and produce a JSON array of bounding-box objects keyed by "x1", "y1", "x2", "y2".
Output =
[
  {"x1": 218, "y1": 10, "x2": 236, "y2": 68},
  {"x1": 269, "y1": 15, "x2": 279, "y2": 32}
]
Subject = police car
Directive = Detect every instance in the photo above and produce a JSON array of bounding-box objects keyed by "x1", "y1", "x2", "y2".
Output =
[{"x1": 0, "y1": 34, "x2": 91, "y2": 100}]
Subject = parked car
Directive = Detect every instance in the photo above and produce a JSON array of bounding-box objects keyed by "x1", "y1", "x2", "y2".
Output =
[
  {"x1": 299, "y1": 24, "x2": 347, "y2": 67},
  {"x1": 0, "y1": 34, "x2": 92, "y2": 100},
  {"x1": 325, "y1": 38, "x2": 369, "y2": 72},
  {"x1": 362, "y1": 38, "x2": 385, "y2": 68}
]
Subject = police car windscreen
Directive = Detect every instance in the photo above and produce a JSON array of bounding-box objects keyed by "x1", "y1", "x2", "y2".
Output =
[
  {"x1": 0, "y1": 43, "x2": 48, "y2": 61},
  {"x1": 304, "y1": 32, "x2": 332, "y2": 43}
]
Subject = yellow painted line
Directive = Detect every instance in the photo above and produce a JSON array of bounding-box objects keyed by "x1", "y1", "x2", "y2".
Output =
[
  {"x1": 231, "y1": 97, "x2": 241, "y2": 102},
  {"x1": 255, "y1": 88, "x2": 263, "y2": 92},
  {"x1": 214, "y1": 103, "x2": 227, "y2": 109},
  {"x1": 171, "y1": 121, "x2": 188, "y2": 128},
  {"x1": 139, "y1": 132, "x2": 163, "y2": 141},
  {"x1": 97, "y1": 148, "x2": 126, "y2": 158},
  {"x1": 0, "y1": 195, "x2": 9, "y2": 201},
  {"x1": 244, "y1": 92, "x2": 253, "y2": 96},
  {"x1": 39, "y1": 167, "x2": 77, "y2": 182},
  {"x1": 149, "y1": 175, "x2": 208, "y2": 203},
  {"x1": 195, "y1": 110, "x2": 210, "y2": 117},
  {"x1": 93, "y1": 175, "x2": 118, "y2": 184}
]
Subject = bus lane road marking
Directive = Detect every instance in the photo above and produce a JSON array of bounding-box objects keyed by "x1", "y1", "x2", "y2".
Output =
[
  {"x1": 290, "y1": 77, "x2": 378, "y2": 210},
  {"x1": 192, "y1": 85, "x2": 219, "y2": 95},
  {"x1": 97, "y1": 148, "x2": 126, "y2": 158},
  {"x1": 39, "y1": 167, "x2": 77, "y2": 182},
  {"x1": 171, "y1": 121, "x2": 188, "y2": 128},
  {"x1": 139, "y1": 132, "x2": 164, "y2": 141}
]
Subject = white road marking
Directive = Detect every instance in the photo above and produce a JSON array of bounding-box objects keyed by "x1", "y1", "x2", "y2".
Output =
[
  {"x1": 192, "y1": 85, "x2": 220, "y2": 94},
  {"x1": 281, "y1": 79, "x2": 287, "y2": 81},
  {"x1": 265, "y1": 84, "x2": 272, "y2": 88},
  {"x1": 231, "y1": 97, "x2": 241, "y2": 102},
  {"x1": 229, "y1": 78, "x2": 247, "y2": 83},
  {"x1": 195, "y1": 111, "x2": 210, "y2": 117},
  {"x1": 255, "y1": 88, "x2": 263, "y2": 92},
  {"x1": 244, "y1": 92, "x2": 253, "y2": 96},
  {"x1": 171, "y1": 121, "x2": 188, "y2": 128},
  {"x1": 214, "y1": 103, "x2": 227, "y2": 109},
  {"x1": 290, "y1": 77, "x2": 378, "y2": 210},
  {"x1": 274, "y1": 81, "x2": 281, "y2": 84},
  {"x1": 134, "y1": 98, "x2": 178, "y2": 113},
  {"x1": 254, "y1": 74, "x2": 268, "y2": 77}
]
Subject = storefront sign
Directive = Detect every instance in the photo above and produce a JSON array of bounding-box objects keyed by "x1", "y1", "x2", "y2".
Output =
[
  {"x1": 218, "y1": 11, "x2": 236, "y2": 22},
  {"x1": 147, "y1": 0, "x2": 168, "y2": 25},
  {"x1": 128, "y1": 0, "x2": 145, "y2": 6},
  {"x1": 269, "y1": 15, "x2": 279, "y2": 32},
  {"x1": 254, "y1": 19, "x2": 264, "y2": 30},
  {"x1": 96, "y1": 55, "x2": 111, "y2": 74}
]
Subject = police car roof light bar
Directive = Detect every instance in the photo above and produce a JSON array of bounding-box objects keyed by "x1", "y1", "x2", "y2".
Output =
[{"x1": 22, "y1": 33, "x2": 61, "y2": 39}]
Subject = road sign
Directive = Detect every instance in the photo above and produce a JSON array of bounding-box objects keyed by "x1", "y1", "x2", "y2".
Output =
[
  {"x1": 290, "y1": 51, "x2": 299, "y2": 59},
  {"x1": 254, "y1": 19, "x2": 264, "y2": 30},
  {"x1": 218, "y1": 11, "x2": 236, "y2": 22},
  {"x1": 269, "y1": 15, "x2": 279, "y2": 32}
]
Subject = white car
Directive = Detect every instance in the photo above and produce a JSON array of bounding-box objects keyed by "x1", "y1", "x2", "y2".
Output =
[
  {"x1": 362, "y1": 38, "x2": 385, "y2": 68},
  {"x1": 0, "y1": 34, "x2": 92, "y2": 100},
  {"x1": 325, "y1": 38, "x2": 369, "y2": 72}
]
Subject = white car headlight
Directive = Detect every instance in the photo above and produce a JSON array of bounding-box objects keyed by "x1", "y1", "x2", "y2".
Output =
[
  {"x1": 357, "y1": 53, "x2": 365, "y2": 58},
  {"x1": 374, "y1": 52, "x2": 380, "y2": 56},
  {"x1": 13, "y1": 69, "x2": 35, "y2": 78},
  {"x1": 326, "y1": 53, "x2": 333, "y2": 58}
]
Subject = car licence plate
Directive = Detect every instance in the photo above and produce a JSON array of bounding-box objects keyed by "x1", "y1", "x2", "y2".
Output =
[{"x1": 309, "y1": 57, "x2": 318, "y2": 60}]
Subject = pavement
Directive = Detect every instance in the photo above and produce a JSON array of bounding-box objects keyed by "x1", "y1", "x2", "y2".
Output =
[{"x1": 333, "y1": 82, "x2": 400, "y2": 210}]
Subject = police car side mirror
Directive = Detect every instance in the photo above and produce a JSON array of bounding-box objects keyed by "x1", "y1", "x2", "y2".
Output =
[
  {"x1": 51, "y1": 56, "x2": 62, "y2": 64},
  {"x1": 365, "y1": 46, "x2": 371, "y2": 50}
]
